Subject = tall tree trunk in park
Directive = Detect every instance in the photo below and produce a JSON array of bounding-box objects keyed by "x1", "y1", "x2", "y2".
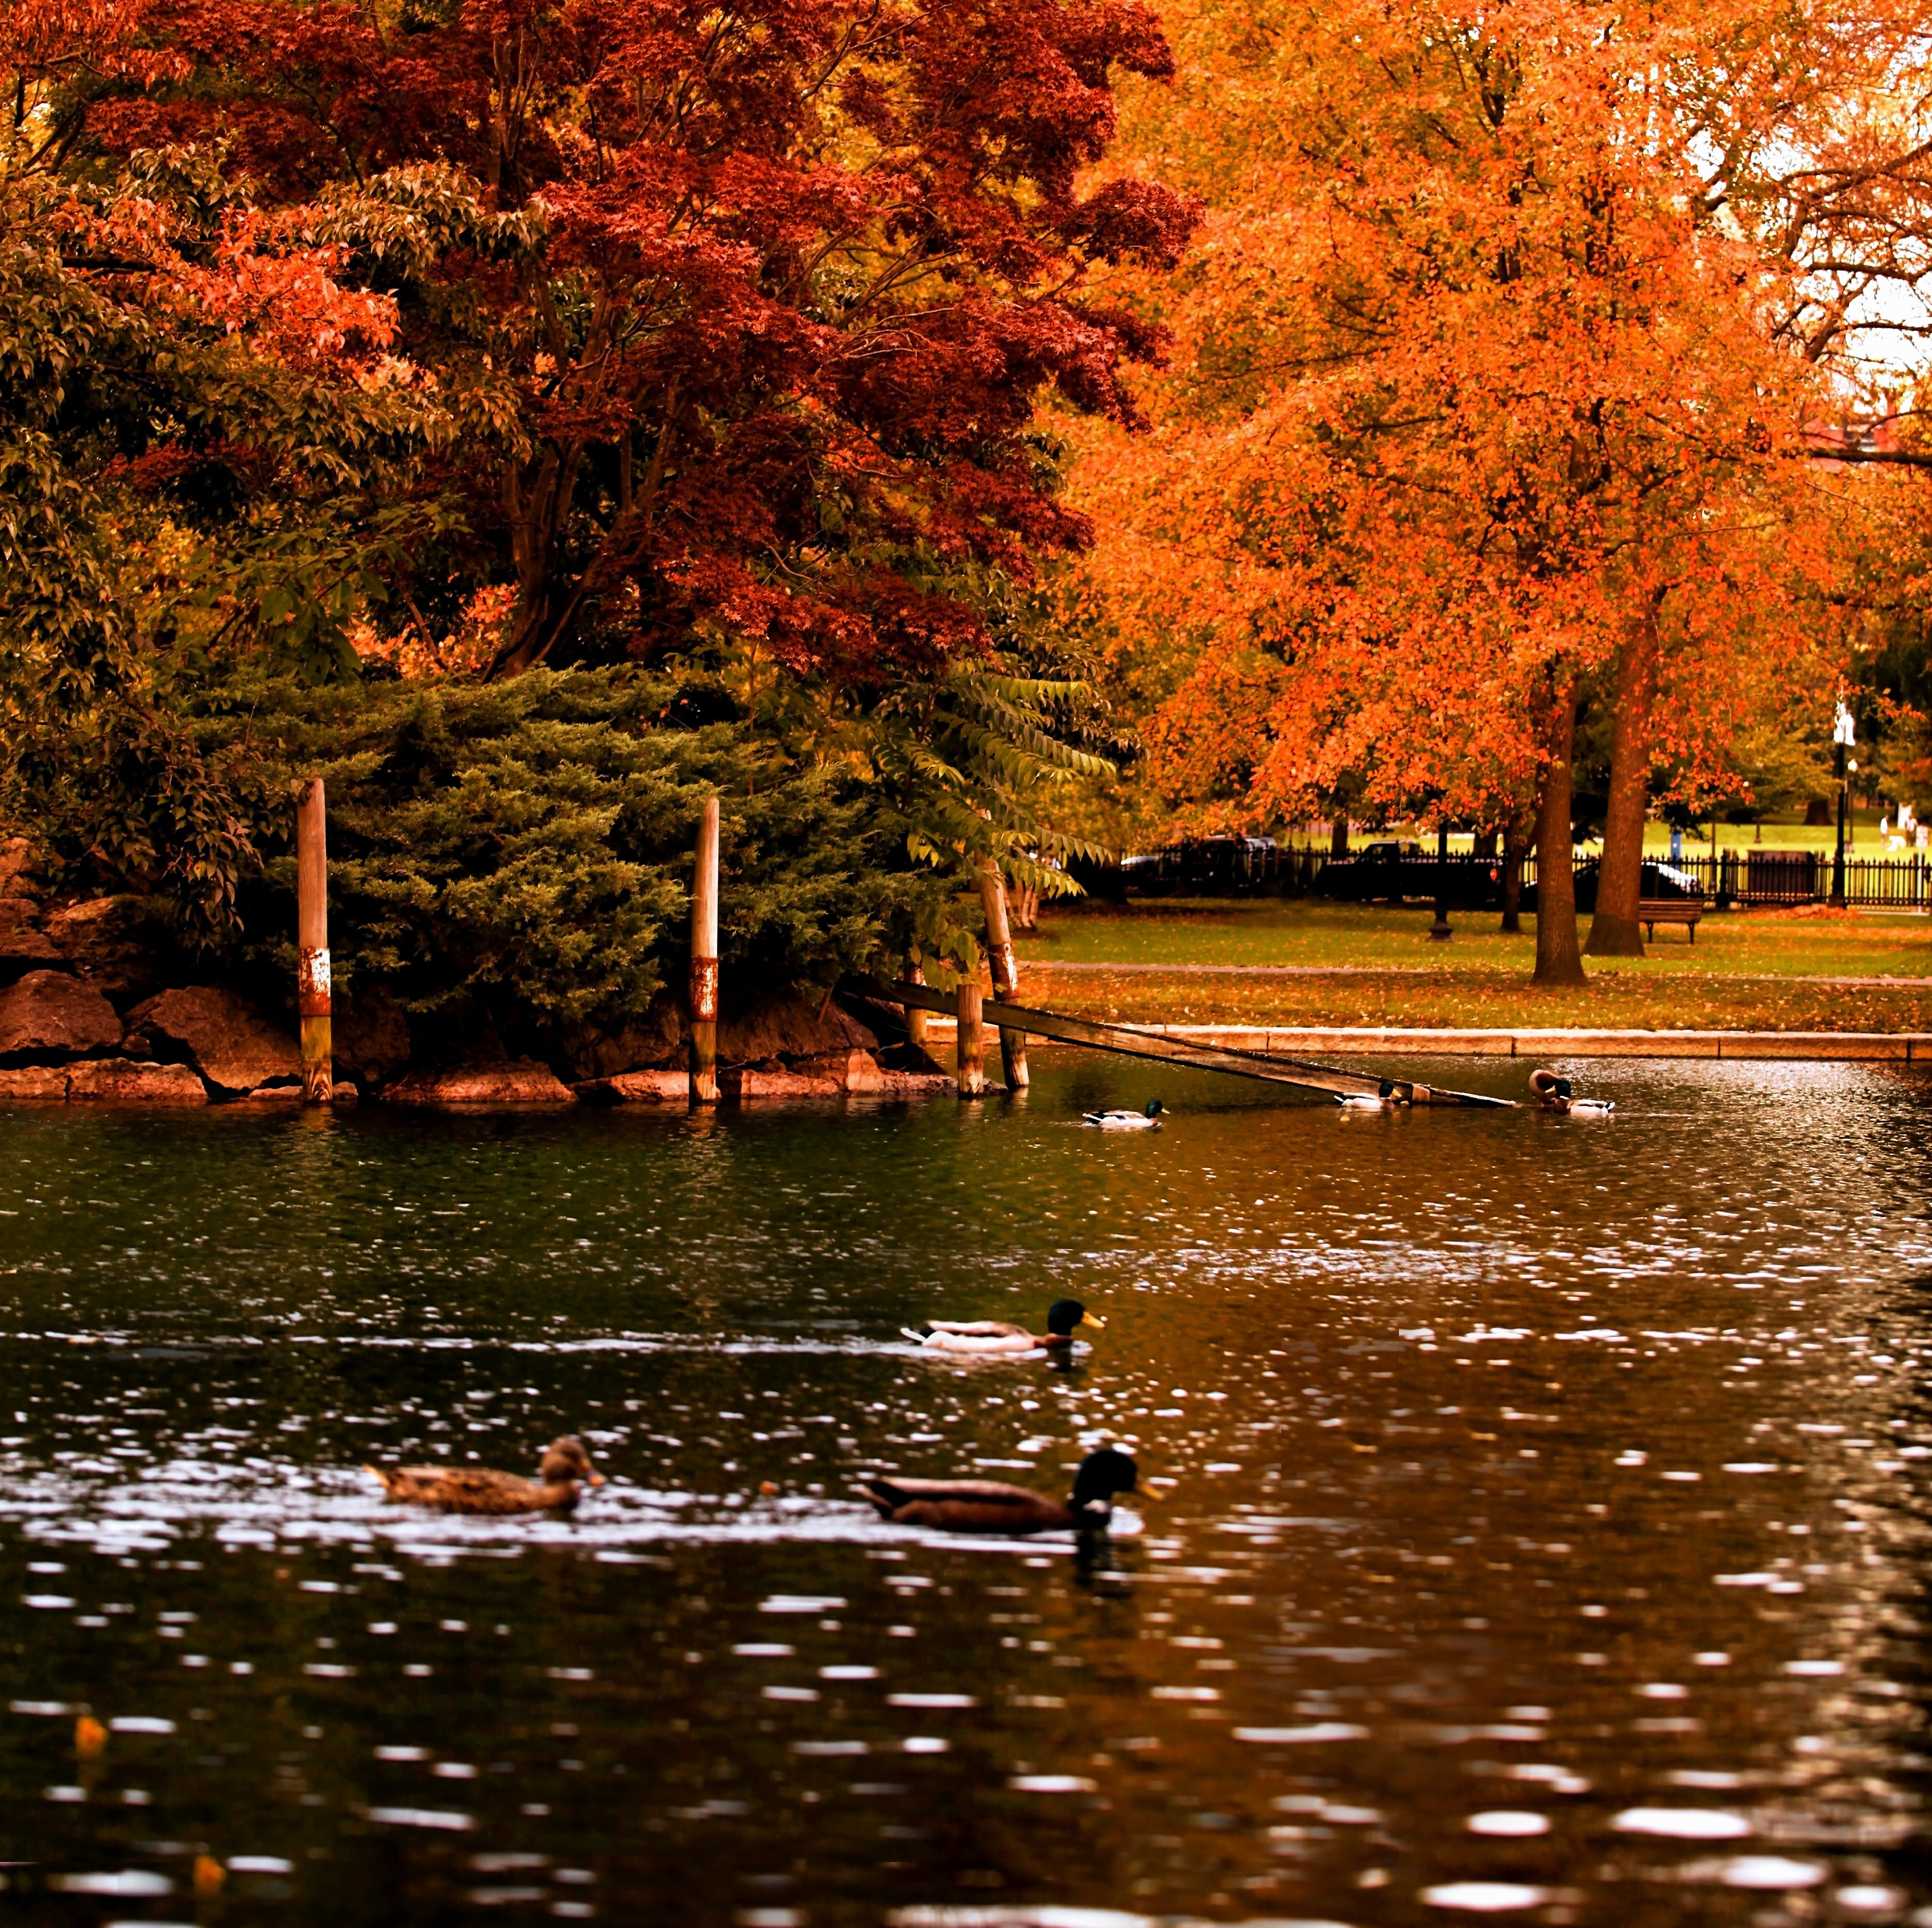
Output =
[
  {"x1": 1330, "y1": 813, "x2": 1349, "y2": 857},
  {"x1": 1502, "y1": 806, "x2": 1531, "y2": 933},
  {"x1": 1585, "y1": 602, "x2": 1663, "y2": 958},
  {"x1": 1533, "y1": 683, "x2": 1587, "y2": 987}
]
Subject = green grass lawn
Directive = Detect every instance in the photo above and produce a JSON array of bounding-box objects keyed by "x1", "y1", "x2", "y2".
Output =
[{"x1": 1014, "y1": 897, "x2": 1932, "y2": 1032}]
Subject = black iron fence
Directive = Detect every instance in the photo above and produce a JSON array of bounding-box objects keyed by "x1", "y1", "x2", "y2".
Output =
[{"x1": 1100, "y1": 837, "x2": 1932, "y2": 910}]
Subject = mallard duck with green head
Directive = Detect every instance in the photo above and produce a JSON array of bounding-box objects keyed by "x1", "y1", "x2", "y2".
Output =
[
  {"x1": 901, "y1": 1298, "x2": 1103, "y2": 1356},
  {"x1": 862, "y1": 1446, "x2": 1139, "y2": 1535}
]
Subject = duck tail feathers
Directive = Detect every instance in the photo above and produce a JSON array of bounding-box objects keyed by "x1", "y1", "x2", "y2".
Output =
[{"x1": 862, "y1": 1476, "x2": 910, "y2": 1515}]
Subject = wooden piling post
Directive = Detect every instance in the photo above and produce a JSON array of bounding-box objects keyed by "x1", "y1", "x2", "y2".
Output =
[
  {"x1": 904, "y1": 958, "x2": 929, "y2": 1052},
  {"x1": 976, "y1": 863, "x2": 1028, "y2": 1090},
  {"x1": 295, "y1": 777, "x2": 331, "y2": 1105},
  {"x1": 690, "y1": 796, "x2": 721, "y2": 1104},
  {"x1": 956, "y1": 975, "x2": 986, "y2": 1098}
]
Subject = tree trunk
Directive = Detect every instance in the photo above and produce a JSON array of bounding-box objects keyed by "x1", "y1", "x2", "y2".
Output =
[
  {"x1": 491, "y1": 442, "x2": 591, "y2": 678},
  {"x1": 1584, "y1": 606, "x2": 1662, "y2": 959},
  {"x1": 1329, "y1": 813, "x2": 1349, "y2": 857},
  {"x1": 1502, "y1": 813, "x2": 1528, "y2": 933},
  {"x1": 1532, "y1": 683, "x2": 1587, "y2": 987}
]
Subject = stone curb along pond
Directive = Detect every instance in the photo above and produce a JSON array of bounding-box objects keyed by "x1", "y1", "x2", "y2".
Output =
[{"x1": 0, "y1": 1052, "x2": 1927, "y2": 1927}]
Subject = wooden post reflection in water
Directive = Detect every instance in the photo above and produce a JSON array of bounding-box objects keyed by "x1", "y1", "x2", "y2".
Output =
[
  {"x1": 690, "y1": 796, "x2": 720, "y2": 1105},
  {"x1": 295, "y1": 777, "x2": 331, "y2": 1105},
  {"x1": 976, "y1": 863, "x2": 1028, "y2": 1090}
]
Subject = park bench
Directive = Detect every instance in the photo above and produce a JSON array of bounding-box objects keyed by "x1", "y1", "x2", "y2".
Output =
[{"x1": 1639, "y1": 897, "x2": 1704, "y2": 943}]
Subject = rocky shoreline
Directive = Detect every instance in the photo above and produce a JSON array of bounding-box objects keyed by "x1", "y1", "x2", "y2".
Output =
[{"x1": 0, "y1": 843, "x2": 952, "y2": 1109}]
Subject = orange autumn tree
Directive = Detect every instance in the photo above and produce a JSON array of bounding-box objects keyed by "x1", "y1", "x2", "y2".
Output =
[{"x1": 1076, "y1": 0, "x2": 1917, "y2": 981}]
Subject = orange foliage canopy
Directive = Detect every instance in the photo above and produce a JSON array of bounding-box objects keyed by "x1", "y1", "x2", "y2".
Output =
[{"x1": 1073, "y1": 0, "x2": 1926, "y2": 847}]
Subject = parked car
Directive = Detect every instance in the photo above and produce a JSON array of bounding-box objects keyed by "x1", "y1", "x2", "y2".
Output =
[
  {"x1": 1320, "y1": 841, "x2": 1504, "y2": 907},
  {"x1": 1119, "y1": 836, "x2": 1280, "y2": 896}
]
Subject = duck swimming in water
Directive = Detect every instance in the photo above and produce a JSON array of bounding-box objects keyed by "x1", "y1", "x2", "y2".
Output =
[
  {"x1": 365, "y1": 1437, "x2": 604, "y2": 1515},
  {"x1": 1529, "y1": 1067, "x2": 1614, "y2": 1116},
  {"x1": 901, "y1": 1298, "x2": 1103, "y2": 1356},
  {"x1": 862, "y1": 1446, "x2": 1139, "y2": 1535},
  {"x1": 1084, "y1": 1098, "x2": 1164, "y2": 1129},
  {"x1": 1337, "y1": 1079, "x2": 1402, "y2": 1111}
]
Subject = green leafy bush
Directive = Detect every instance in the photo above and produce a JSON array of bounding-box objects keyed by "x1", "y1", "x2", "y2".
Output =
[{"x1": 203, "y1": 668, "x2": 946, "y2": 1051}]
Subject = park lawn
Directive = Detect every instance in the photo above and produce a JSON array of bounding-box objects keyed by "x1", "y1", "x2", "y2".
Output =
[
  {"x1": 1013, "y1": 899, "x2": 1931, "y2": 1031},
  {"x1": 1021, "y1": 896, "x2": 1931, "y2": 979},
  {"x1": 1011, "y1": 963, "x2": 1932, "y2": 1033}
]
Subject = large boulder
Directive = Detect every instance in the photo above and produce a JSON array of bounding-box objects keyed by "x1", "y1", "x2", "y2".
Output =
[
  {"x1": 383, "y1": 1060, "x2": 576, "y2": 1106},
  {"x1": 718, "y1": 994, "x2": 876, "y2": 1067},
  {"x1": 0, "y1": 839, "x2": 41, "y2": 896},
  {"x1": 790, "y1": 1048, "x2": 887, "y2": 1092},
  {"x1": 720, "y1": 1065, "x2": 845, "y2": 1100},
  {"x1": 39, "y1": 896, "x2": 159, "y2": 1001},
  {"x1": 66, "y1": 1059, "x2": 208, "y2": 1104},
  {"x1": 560, "y1": 995, "x2": 687, "y2": 1080},
  {"x1": 871, "y1": 1069, "x2": 957, "y2": 1096},
  {"x1": 0, "y1": 970, "x2": 122, "y2": 1061},
  {"x1": 0, "y1": 1065, "x2": 70, "y2": 1101},
  {"x1": 335, "y1": 986, "x2": 412, "y2": 1088},
  {"x1": 0, "y1": 898, "x2": 63, "y2": 978},
  {"x1": 130, "y1": 986, "x2": 301, "y2": 1096},
  {"x1": 573, "y1": 1068, "x2": 691, "y2": 1105}
]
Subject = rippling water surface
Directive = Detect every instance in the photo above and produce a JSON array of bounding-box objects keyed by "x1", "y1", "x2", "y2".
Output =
[{"x1": 2, "y1": 1055, "x2": 1930, "y2": 1927}]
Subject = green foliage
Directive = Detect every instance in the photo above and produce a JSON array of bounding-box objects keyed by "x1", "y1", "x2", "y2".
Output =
[
  {"x1": 0, "y1": 155, "x2": 453, "y2": 929},
  {"x1": 3, "y1": 139, "x2": 1131, "y2": 1022},
  {"x1": 210, "y1": 668, "x2": 947, "y2": 1038},
  {"x1": 1723, "y1": 720, "x2": 1836, "y2": 819}
]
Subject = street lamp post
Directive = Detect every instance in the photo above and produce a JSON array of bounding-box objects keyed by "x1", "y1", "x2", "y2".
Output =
[
  {"x1": 1831, "y1": 701, "x2": 1854, "y2": 909},
  {"x1": 1430, "y1": 822, "x2": 1453, "y2": 940}
]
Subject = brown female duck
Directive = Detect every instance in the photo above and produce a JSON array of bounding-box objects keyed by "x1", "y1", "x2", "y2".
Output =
[
  {"x1": 366, "y1": 1437, "x2": 604, "y2": 1515},
  {"x1": 862, "y1": 1446, "x2": 1138, "y2": 1535}
]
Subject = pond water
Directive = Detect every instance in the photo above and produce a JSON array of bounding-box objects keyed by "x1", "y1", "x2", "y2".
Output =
[{"x1": 1, "y1": 1055, "x2": 1929, "y2": 1928}]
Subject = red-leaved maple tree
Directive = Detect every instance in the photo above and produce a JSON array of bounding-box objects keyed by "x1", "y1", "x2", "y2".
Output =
[{"x1": 58, "y1": 0, "x2": 1199, "y2": 687}]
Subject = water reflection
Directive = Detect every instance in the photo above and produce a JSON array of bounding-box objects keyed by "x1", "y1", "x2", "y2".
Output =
[{"x1": 0, "y1": 1055, "x2": 1927, "y2": 1924}]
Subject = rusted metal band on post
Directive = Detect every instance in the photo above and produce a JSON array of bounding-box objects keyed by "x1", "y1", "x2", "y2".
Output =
[
  {"x1": 298, "y1": 945, "x2": 332, "y2": 1019},
  {"x1": 689, "y1": 955, "x2": 719, "y2": 1023}
]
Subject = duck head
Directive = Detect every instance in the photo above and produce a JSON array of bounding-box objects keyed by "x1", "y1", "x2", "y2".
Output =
[
  {"x1": 1070, "y1": 1446, "x2": 1139, "y2": 1519},
  {"x1": 1046, "y1": 1299, "x2": 1104, "y2": 1337},
  {"x1": 1144, "y1": 1098, "x2": 1165, "y2": 1118},
  {"x1": 1378, "y1": 1078, "x2": 1395, "y2": 1099},
  {"x1": 539, "y1": 1437, "x2": 605, "y2": 1487}
]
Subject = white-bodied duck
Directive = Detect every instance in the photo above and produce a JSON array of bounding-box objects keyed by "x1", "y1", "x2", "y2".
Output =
[
  {"x1": 903, "y1": 1298, "x2": 1103, "y2": 1356},
  {"x1": 1337, "y1": 1078, "x2": 1403, "y2": 1111},
  {"x1": 1083, "y1": 1098, "x2": 1164, "y2": 1130},
  {"x1": 1530, "y1": 1067, "x2": 1614, "y2": 1115}
]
